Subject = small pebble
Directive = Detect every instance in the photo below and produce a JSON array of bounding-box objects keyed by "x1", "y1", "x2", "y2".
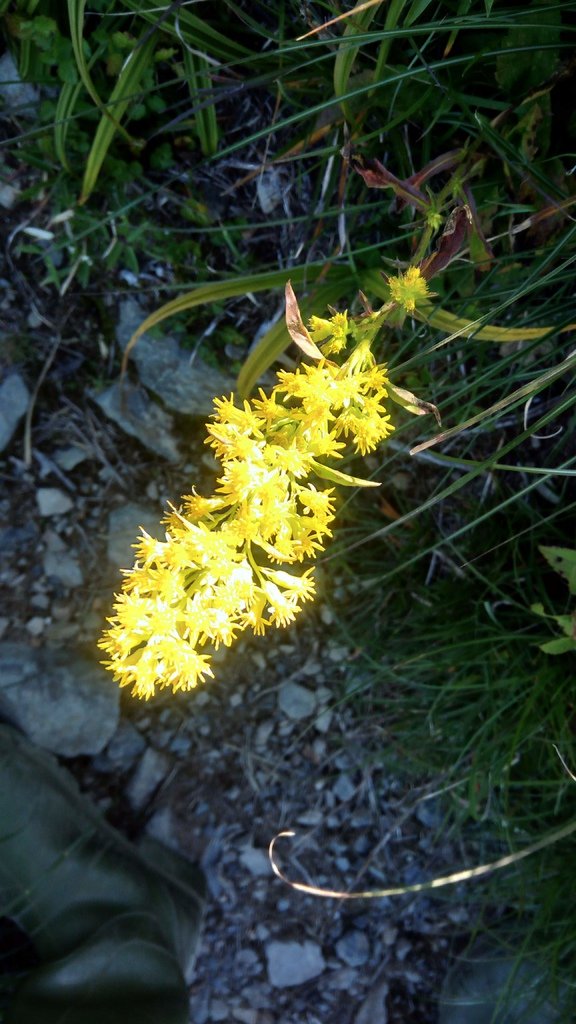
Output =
[
  {"x1": 37, "y1": 487, "x2": 73, "y2": 517},
  {"x1": 333, "y1": 773, "x2": 356, "y2": 802},
  {"x1": 336, "y1": 929, "x2": 370, "y2": 968},
  {"x1": 25, "y1": 616, "x2": 45, "y2": 637}
]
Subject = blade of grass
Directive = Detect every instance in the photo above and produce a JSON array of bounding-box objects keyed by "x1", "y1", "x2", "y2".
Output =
[
  {"x1": 79, "y1": 30, "x2": 157, "y2": 203},
  {"x1": 182, "y1": 47, "x2": 219, "y2": 157}
]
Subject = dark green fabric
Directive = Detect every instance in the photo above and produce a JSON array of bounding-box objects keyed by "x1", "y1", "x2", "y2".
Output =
[{"x1": 0, "y1": 725, "x2": 204, "y2": 1024}]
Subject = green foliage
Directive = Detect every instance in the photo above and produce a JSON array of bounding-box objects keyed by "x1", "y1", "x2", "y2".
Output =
[{"x1": 532, "y1": 546, "x2": 576, "y2": 655}]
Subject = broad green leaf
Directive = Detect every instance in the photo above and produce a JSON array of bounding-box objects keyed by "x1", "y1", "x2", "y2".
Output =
[
  {"x1": 540, "y1": 637, "x2": 576, "y2": 655},
  {"x1": 0, "y1": 724, "x2": 203, "y2": 1024},
  {"x1": 539, "y1": 547, "x2": 576, "y2": 596}
]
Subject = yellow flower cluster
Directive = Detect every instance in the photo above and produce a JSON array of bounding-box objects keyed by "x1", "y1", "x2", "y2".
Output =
[
  {"x1": 99, "y1": 316, "x2": 394, "y2": 699},
  {"x1": 387, "y1": 266, "x2": 431, "y2": 314}
]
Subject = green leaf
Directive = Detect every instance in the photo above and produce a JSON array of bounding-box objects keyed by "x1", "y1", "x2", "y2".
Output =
[
  {"x1": 539, "y1": 637, "x2": 576, "y2": 655},
  {"x1": 183, "y1": 47, "x2": 218, "y2": 157},
  {"x1": 53, "y1": 78, "x2": 84, "y2": 171},
  {"x1": 495, "y1": 5, "x2": 561, "y2": 95},
  {"x1": 308, "y1": 458, "x2": 380, "y2": 488},
  {"x1": 539, "y1": 547, "x2": 576, "y2": 596},
  {"x1": 67, "y1": 0, "x2": 103, "y2": 110},
  {"x1": 79, "y1": 31, "x2": 157, "y2": 203}
]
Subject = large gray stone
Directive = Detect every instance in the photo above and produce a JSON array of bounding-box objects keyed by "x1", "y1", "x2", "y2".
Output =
[
  {"x1": 0, "y1": 52, "x2": 38, "y2": 115},
  {"x1": 0, "y1": 372, "x2": 29, "y2": 452},
  {"x1": 93, "y1": 380, "x2": 180, "y2": 462},
  {"x1": 116, "y1": 299, "x2": 236, "y2": 418},
  {"x1": 0, "y1": 643, "x2": 119, "y2": 756}
]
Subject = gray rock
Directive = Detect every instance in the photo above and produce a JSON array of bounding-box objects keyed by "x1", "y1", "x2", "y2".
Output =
[
  {"x1": 93, "y1": 380, "x2": 180, "y2": 462},
  {"x1": 0, "y1": 52, "x2": 38, "y2": 115},
  {"x1": 335, "y1": 929, "x2": 370, "y2": 967},
  {"x1": 42, "y1": 530, "x2": 84, "y2": 587},
  {"x1": 116, "y1": 299, "x2": 236, "y2": 418},
  {"x1": 278, "y1": 681, "x2": 316, "y2": 721},
  {"x1": 314, "y1": 708, "x2": 333, "y2": 733},
  {"x1": 0, "y1": 521, "x2": 38, "y2": 553},
  {"x1": 354, "y1": 979, "x2": 389, "y2": 1024},
  {"x1": 256, "y1": 168, "x2": 284, "y2": 214},
  {"x1": 266, "y1": 939, "x2": 325, "y2": 987},
  {"x1": 239, "y1": 844, "x2": 270, "y2": 878},
  {"x1": 37, "y1": 487, "x2": 73, "y2": 517},
  {"x1": 126, "y1": 746, "x2": 171, "y2": 811},
  {"x1": 0, "y1": 643, "x2": 119, "y2": 756},
  {"x1": 105, "y1": 719, "x2": 146, "y2": 769},
  {"x1": 106, "y1": 502, "x2": 164, "y2": 568},
  {"x1": 415, "y1": 796, "x2": 443, "y2": 829},
  {"x1": 53, "y1": 445, "x2": 90, "y2": 470},
  {"x1": 333, "y1": 773, "x2": 356, "y2": 802},
  {"x1": 0, "y1": 373, "x2": 29, "y2": 452},
  {"x1": 0, "y1": 184, "x2": 19, "y2": 210}
]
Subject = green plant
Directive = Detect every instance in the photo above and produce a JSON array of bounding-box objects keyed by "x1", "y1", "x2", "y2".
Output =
[{"x1": 531, "y1": 547, "x2": 576, "y2": 655}]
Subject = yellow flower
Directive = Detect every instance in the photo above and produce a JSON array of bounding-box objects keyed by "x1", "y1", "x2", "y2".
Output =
[
  {"x1": 387, "y1": 266, "x2": 431, "y2": 314},
  {"x1": 99, "y1": 296, "x2": 402, "y2": 700}
]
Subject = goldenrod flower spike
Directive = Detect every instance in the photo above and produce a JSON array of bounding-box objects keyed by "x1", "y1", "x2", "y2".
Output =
[{"x1": 99, "y1": 288, "x2": 400, "y2": 700}]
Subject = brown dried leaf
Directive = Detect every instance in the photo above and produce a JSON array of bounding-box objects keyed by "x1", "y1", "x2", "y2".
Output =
[
  {"x1": 349, "y1": 153, "x2": 430, "y2": 211},
  {"x1": 285, "y1": 281, "x2": 323, "y2": 360},
  {"x1": 419, "y1": 205, "x2": 472, "y2": 281}
]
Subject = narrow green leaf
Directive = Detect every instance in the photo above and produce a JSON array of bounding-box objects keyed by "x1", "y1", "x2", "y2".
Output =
[
  {"x1": 183, "y1": 47, "x2": 219, "y2": 157},
  {"x1": 404, "y1": 0, "x2": 436, "y2": 29},
  {"x1": 333, "y1": 0, "x2": 383, "y2": 117},
  {"x1": 53, "y1": 78, "x2": 83, "y2": 171},
  {"x1": 117, "y1": 0, "x2": 251, "y2": 61},
  {"x1": 67, "y1": 0, "x2": 101, "y2": 109},
  {"x1": 79, "y1": 31, "x2": 157, "y2": 203},
  {"x1": 309, "y1": 459, "x2": 380, "y2": 488}
]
